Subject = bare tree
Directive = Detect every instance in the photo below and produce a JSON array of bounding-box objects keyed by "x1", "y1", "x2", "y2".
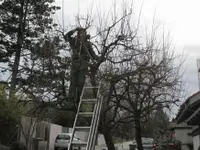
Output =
[{"x1": 106, "y1": 38, "x2": 183, "y2": 150}]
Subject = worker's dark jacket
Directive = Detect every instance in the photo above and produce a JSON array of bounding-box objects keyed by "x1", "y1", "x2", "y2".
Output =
[{"x1": 65, "y1": 31, "x2": 98, "y2": 70}]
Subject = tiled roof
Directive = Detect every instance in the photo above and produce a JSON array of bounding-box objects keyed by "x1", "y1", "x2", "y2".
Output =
[
  {"x1": 185, "y1": 90, "x2": 200, "y2": 104},
  {"x1": 176, "y1": 90, "x2": 200, "y2": 120}
]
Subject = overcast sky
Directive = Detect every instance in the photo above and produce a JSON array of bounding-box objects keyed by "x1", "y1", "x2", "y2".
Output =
[{"x1": 55, "y1": 0, "x2": 200, "y2": 97}]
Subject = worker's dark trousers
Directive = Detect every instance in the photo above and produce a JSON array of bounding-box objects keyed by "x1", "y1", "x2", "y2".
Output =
[{"x1": 68, "y1": 65, "x2": 87, "y2": 105}]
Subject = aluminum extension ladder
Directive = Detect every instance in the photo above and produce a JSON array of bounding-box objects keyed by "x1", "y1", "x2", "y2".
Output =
[{"x1": 68, "y1": 84, "x2": 103, "y2": 150}]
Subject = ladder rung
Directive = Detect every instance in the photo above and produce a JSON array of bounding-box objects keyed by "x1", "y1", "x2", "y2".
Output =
[
  {"x1": 82, "y1": 99, "x2": 97, "y2": 103},
  {"x1": 84, "y1": 86, "x2": 100, "y2": 89},
  {"x1": 71, "y1": 141, "x2": 87, "y2": 147},
  {"x1": 78, "y1": 112, "x2": 94, "y2": 116},
  {"x1": 83, "y1": 87, "x2": 99, "y2": 93},
  {"x1": 75, "y1": 126, "x2": 91, "y2": 131}
]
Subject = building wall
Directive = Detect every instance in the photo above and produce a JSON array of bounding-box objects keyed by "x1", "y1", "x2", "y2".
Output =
[
  {"x1": 48, "y1": 124, "x2": 63, "y2": 150},
  {"x1": 174, "y1": 128, "x2": 192, "y2": 144},
  {"x1": 193, "y1": 135, "x2": 200, "y2": 150},
  {"x1": 20, "y1": 117, "x2": 66, "y2": 150},
  {"x1": 97, "y1": 134, "x2": 106, "y2": 146},
  {"x1": 20, "y1": 117, "x2": 106, "y2": 150},
  {"x1": 173, "y1": 128, "x2": 192, "y2": 150},
  {"x1": 20, "y1": 116, "x2": 37, "y2": 150}
]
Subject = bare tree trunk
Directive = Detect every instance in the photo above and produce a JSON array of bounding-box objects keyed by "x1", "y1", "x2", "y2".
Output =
[
  {"x1": 10, "y1": 0, "x2": 25, "y2": 96},
  {"x1": 135, "y1": 117, "x2": 143, "y2": 150},
  {"x1": 89, "y1": 68, "x2": 98, "y2": 98},
  {"x1": 103, "y1": 130, "x2": 116, "y2": 150},
  {"x1": 10, "y1": 47, "x2": 21, "y2": 94}
]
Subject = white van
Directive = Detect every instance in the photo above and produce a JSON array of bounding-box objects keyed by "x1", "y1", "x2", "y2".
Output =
[
  {"x1": 133, "y1": 138, "x2": 156, "y2": 150},
  {"x1": 54, "y1": 133, "x2": 81, "y2": 150}
]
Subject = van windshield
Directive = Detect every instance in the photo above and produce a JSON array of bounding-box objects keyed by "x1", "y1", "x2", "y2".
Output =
[
  {"x1": 56, "y1": 134, "x2": 70, "y2": 140},
  {"x1": 142, "y1": 139, "x2": 154, "y2": 144}
]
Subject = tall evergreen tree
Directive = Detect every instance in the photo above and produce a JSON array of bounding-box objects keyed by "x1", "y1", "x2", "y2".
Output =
[
  {"x1": 0, "y1": 0, "x2": 60, "y2": 95},
  {"x1": 20, "y1": 34, "x2": 72, "y2": 112}
]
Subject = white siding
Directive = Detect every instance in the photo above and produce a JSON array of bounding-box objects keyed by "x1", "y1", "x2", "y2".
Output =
[
  {"x1": 49, "y1": 124, "x2": 63, "y2": 150},
  {"x1": 175, "y1": 128, "x2": 192, "y2": 144},
  {"x1": 193, "y1": 135, "x2": 200, "y2": 150},
  {"x1": 97, "y1": 134, "x2": 106, "y2": 145}
]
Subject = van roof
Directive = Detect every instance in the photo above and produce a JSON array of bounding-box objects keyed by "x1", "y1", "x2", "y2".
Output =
[
  {"x1": 58, "y1": 133, "x2": 72, "y2": 135},
  {"x1": 57, "y1": 133, "x2": 77, "y2": 137}
]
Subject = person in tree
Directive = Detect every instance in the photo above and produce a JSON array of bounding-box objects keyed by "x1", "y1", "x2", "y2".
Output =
[{"x1": 64, "y1": 27, "x2": 99, "y2": 105}]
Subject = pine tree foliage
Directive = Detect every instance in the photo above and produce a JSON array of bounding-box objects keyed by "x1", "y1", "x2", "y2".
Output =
[{"x1": 0, "y1": 0, "x2": 60, "y2": 91}]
